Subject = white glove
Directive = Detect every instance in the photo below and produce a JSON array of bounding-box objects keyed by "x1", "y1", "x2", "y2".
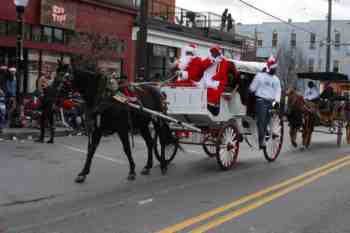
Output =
[{"x1": 206, "y1": 80, "x2": 220, "y2": 89}]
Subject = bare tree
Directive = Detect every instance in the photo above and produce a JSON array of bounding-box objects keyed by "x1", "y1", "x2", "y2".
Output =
[{"x1": 277, "y1": 43, "x2": 307, "y2": 90}]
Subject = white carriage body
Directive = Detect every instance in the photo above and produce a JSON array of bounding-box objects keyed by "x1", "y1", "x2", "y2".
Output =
[{"x1": 162, "y1": 86, "x2": 246, "y2": 126}]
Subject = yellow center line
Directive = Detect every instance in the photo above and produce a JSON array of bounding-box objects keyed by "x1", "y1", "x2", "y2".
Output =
[
  {"x1": 156, "y1": 156, "x2": 350, "y2": 233},
  {"x1": 191, "y1": 159, "x2": 350, "y2": 233}
]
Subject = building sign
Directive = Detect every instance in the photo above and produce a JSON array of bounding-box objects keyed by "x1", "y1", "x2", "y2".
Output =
[{"x1": 41, "y1": 0, "x2": 77, "y2": 30}]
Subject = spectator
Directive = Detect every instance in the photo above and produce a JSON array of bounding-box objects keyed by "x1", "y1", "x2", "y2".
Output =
[
  {"x1": 0, "y1": 88, "x2": 5, "y2": 133},
  {"x1": 6, "y1": 67, "x2": 17, "y2": 128},
  {"x1": 37, "y1": 72, "x2": 49, "y2": 95},
  {"x1": 221, "y1": 8, "x2": 228, "y2": 31},
  {"x1": 186, "y1": 11, "x2": 196, "y2": 27},
  {"x1": 227, "y1": 13, "x2": 233, "y2": 32},
  {"x1": 0, "y1": 65, "x2": 7, "y2": 93}
]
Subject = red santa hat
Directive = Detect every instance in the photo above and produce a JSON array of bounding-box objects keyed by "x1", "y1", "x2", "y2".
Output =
[
  {"x1": 266, "y1": 55, "x2": 278, "y2": 71},
  {"x1": 184, "y1": 43, "x2": 198, "y2": 55},
  {"x1": 210, "y1": 44, "x2": 222, "y2": 54}
]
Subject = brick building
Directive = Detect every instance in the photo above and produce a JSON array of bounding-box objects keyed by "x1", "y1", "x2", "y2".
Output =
[{"x1": 0, "y1": 0, "x2": 137, "y2": 93}]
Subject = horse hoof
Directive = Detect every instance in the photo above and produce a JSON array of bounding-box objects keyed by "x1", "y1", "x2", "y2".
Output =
[
  {"x1": 291, "y1": 142, "x2": 298, "y2": 148},
  {"x1": 161, "y1": 168, "x2": 167, "y2": 175},
  {"x1": 35, "y1": 139, "x2": 44, "y2": 143},
  {"x1": 127, "y1": 173, "x2": 136, "y2": 181},
  {"x1": 47, "y1": 140, "x2": 54, "y2": 144},
  {"x1": 75, "y1": 175, "x2": 86, "y2": 183},
  {"x1": 141, "y1": 168, "x2": 151, "y2": 175}
]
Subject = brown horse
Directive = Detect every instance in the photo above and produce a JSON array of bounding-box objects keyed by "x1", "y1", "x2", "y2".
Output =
[{"x1": 286, "y1": 88, "x2": 316, "y2": 149}]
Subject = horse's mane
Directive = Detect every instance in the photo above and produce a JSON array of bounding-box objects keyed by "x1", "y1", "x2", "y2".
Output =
[{"x1": 71, "y1": 67, "x2": 107, "y2": 107}]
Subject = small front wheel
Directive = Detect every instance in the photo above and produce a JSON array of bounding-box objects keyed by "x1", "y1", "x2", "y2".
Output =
[
  {"x1": 216, "y1": 123, "x2": 240, "y2": 170},
  {"x1": 154, "y1": 131, "x2": 179, "y2": 165}
]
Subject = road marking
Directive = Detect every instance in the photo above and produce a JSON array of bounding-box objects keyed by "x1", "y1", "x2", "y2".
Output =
[
  {"x1": 138, "y1": 198, "x2": 153, "y2": 205},
  {"x1": 186, "y1": 149, "x2": 202, "y2": 155},
  {"x1": 62, "y1": 145, "x2": 126, "y2": 165},
  {"x1": 191, "y1": 159, "x2": 350, "y2": 232},
  {"x1": 156, "y1": 155, "x2": 350, "y2": 233}
]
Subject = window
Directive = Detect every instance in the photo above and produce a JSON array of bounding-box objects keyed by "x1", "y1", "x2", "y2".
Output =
[
  {"x1": 333, "y1": 60, "x2": 340, "y2": 73},
  {"x1": 42, "y1": 26, "x2": 53, "y2": 43},
  {"x1": 31, "y1": 26, "x2": 41, "y2": 42},
  {"x1": 272, "y1": 31, "x2": 278, "y2": 48},
  {"x1": 0, "y1": 20, "x2": 6, "y2": 36},
  {"x1": 53, "y1": 28, "x2": 64, "y2": 43},
  {"x1": 257, "y1": 39, "x2": 263, "y2": 47},
  {"x1": 335, "y1": 31, "x2": 341, "y2": 48},
  {"x1": 291, "y1": 31, "x2": 296, "y2": 48},
  {"x1": 308, "y1": 58, "x2": 314, "y2": 72},
  {"x1": 24, "y1": 24, "x2": 32, "y2": 41},
  {"x1": 310, "y1": 33, "x2": 316, "y2": 49},
  {"x1": 64, "y1": 30, "x2": 75, "y2": 45},
  {"x1": 7, "y1": 21, "x2": 17, "y2": 36}
]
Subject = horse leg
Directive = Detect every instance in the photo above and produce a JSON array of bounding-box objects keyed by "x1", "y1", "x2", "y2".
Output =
[
  {"x1": 158, "y1": 120, "x2": 168, "y2": 175},
  {"x1": 118, "y1": 130, "x2": 136, "y2": 180},
  {"x1": 139, "y1": 124, "x2": 154, "y2": 175},
  {"x1": 302, "y1": 114, "x2": 309, "y2": 150},
  {"x1": 306, "y1": 116, "x2": 315, "y2": 148},
  {"x1": 75, "y1": 130, "x2": 102, "y2": 183},
  {"x1": 35, "y1": 109, "x2": 46, "y2": 143},
  {"x1": 47, "y1": 110, "x2": 55, "y2": 144}
]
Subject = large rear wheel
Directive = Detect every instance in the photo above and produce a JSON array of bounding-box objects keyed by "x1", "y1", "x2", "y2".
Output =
[
  {"x1": 216, "y1": 123, "x2": 240, "y2": 170},
  {"x1": 264, "y1": 112, "x2": 284, "y2": 162},
  {"x1": 154, "y1": 131, "x2": 179, "y2": 165}
]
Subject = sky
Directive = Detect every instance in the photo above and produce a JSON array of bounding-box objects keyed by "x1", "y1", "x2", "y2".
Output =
[{"x1": 176, "y1": 0, "x2": 350, "y2": 24}]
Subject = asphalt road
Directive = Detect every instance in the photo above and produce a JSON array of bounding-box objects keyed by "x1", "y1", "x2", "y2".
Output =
[{"x1": 1, "y1": 131, "x2": 350, "y2": 233}]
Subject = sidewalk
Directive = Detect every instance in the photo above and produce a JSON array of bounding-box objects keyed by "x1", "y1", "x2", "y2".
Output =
[{"x1": 0, "y1": 127, "x2": 73, "y2": 140}]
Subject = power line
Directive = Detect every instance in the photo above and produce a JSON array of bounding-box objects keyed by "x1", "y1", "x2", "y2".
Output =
[{"x1": 235, "y1": 0, "x2": 325, "y2": 38}]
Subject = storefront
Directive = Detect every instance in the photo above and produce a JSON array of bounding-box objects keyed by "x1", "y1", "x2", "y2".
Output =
[{"x1": 0, "y1": 0, "x2": 136, "y2": 93}]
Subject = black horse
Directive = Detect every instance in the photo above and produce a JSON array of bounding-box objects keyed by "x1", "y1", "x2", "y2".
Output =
[{"x1": 59, "y1": 63, "x2": 174, "y2": 182}]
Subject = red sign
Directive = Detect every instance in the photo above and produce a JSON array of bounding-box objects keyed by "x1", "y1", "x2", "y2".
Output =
[{"x1": 41, "y1": 0, "x2": 76, "y2": 30}]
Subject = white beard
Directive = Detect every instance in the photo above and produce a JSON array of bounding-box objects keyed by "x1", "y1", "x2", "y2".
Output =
[{"x1": 178, "y1": 55, "x2": 193, "y2": 70}]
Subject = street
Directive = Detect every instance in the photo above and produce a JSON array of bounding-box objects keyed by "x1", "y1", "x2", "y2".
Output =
[{"x1": 1, "y1": 132, "x2": 350, "y2": 233}]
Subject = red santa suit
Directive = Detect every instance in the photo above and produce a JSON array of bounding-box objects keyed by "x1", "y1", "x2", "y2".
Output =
[{"x1": 175, "y1": 44, "x2": 212, "y2": 85}]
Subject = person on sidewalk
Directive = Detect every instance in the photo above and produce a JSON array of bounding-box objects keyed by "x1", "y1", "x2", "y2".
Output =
[
  {"x1": 0, "y1": 88, "x2": 6, "y2": 133},
  {"x1": 227, "y1": 13, "x2": 233, "y2": 32},
  {"x1": 249, "y1": 56, "x2": 281, "y2": 149},
  {"x1": 220, "y1": 9, "x2": 228, "y2": 31},
  {"x1": 6, "y1": 67, "x2": 17, "y2": 128}
]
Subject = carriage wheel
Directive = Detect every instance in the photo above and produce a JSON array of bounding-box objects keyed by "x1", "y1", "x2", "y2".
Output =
[
  {"x1": 154, "y1": 131, "x2": 179, "y2": 165},
  {"x1": 202, "y1": 136, "x2": 217, "y2": 158},
  {"x1": 264, "y1": 112, "x2": 284, "y2": 162},
  {"x1": 336, "y1": 121, "x2": 343, "y2": 147},
  {"x1": 216, "y1": 123, "x2": 240, "y2": 170}
]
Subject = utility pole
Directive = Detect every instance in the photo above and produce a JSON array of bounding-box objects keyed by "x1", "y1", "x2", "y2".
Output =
[
  {"x1": 136, "y1": 0, "x2": 149, "y2": 81},
  {"x1": 326, "y1": 0, "x2": 332, "y2": 72}
]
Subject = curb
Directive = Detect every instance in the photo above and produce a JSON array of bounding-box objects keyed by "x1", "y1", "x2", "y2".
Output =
[{"x1": 0, "y1": 129, "x2": 73, "y2": 141}]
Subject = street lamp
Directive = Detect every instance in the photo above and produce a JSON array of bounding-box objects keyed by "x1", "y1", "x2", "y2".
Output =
[{"x1": 14, "y1": 0, "x2": 29, "y2": 95}]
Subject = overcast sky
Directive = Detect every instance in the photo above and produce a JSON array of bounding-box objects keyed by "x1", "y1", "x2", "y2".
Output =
[{"x1": 176, "y1": 0, "x2": 350, "y2": 24}]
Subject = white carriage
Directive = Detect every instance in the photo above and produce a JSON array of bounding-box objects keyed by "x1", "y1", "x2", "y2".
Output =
[{"x1": 154, "y1": 60, "x2": 284, "y2": 170}]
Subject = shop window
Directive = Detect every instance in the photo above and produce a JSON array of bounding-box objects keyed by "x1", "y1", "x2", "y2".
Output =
[
  {"x1": 42, "y1": 26, "x2": 53, "y2": 43},
  {"x1": 64, "y1": 30, "x2": 75, "y2": 45},
  {"x1": 310, "y1": 33, "x2": 316, "y2": 49},
  {"x1": 7, "y1": 21, "x2": 17, "y2": 36},
  {"x1": 24, "y1": 24, "x2": 32, "y2": 41},
  {"x1": 333, "y1": 60, "x2": 340, "y2": 73},
  {"x1": 53, "y1": 28, "x2": 64, "y2": 43},
  {"x1": 30, "y1": 26, "x2": 41, "y2": 42},
  {"x1": 257, "y1": 39, "x2": 263, "y2": 47},
  {"x1": 0, "y1": 20, "x2": 6, "y2": 36}
]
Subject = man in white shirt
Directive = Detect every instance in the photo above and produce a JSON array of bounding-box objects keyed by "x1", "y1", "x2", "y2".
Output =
[
  {"x1": 304, "y1": 81, "x2": 320, "y2": 102},
  {"x1": 249, "y1": 56, "x2": 281, "y2": 149}
]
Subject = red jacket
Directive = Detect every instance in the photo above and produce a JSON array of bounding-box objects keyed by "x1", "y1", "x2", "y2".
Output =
[
  {"x1": 207, "y1": 58, "x2": 232, "y2": 105},
  {"x1": 176, "y1": 57, "x2": 213, "y2": 85}
]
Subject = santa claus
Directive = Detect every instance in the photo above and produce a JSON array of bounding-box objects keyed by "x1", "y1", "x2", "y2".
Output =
[
  {"x1": 175, "y1": 43, "x2": 205, "y2": 85},
  {"x1": 200, "y1": 45, "x2": 232, "y2": 115}
]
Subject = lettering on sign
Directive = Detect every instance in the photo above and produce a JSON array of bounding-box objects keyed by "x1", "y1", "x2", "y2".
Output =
[{"x1": 52, "y1": 5, "x2": 66, "y2": 24}]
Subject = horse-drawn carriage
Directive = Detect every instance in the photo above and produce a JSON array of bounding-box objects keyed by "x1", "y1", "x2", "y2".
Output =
[
  {"x1": 292, "y1": 72, "x2": 350, "y2": 147},
  {"x1": 154, "y1": 60, "x2": 284, "y2": 170}
]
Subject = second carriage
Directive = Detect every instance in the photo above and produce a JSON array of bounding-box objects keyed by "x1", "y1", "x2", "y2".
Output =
[{"x1": 153, "y1": 60, "x2": 284, "y2": 170}]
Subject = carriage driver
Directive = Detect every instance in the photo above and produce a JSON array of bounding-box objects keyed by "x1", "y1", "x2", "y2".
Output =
[{"x1": 249, "y1": 56, "x2": 281, "y2": 149}]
